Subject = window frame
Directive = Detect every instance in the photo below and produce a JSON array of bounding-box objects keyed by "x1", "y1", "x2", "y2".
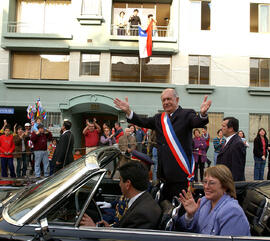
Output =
[
  {"x1": 110, "y1": 54, "x2": 171, "y2": 83},
  {"x1": 189, "y1": 55, "x2": 211, "y2": 85},
  {"x1": 250, "y1": 57, "x2": 270, "y2": 87},
  {"x1": 80, "y1": 53, "x2": 101, "y2": 76}
]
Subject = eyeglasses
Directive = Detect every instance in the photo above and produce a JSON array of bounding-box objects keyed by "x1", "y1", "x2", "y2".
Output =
[{"x1": 202, "y1": 180, "x2": 218, "y2": 187}]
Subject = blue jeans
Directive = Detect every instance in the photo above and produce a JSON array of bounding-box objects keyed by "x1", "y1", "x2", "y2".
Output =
[
  {"x1": 34, "y1": 150, "x2": 49, "y2": 177},
  {"x1": 254, "y1": 156, "x2": 266, "y2": 180},
  {"x1": 1, "y1": 157, "x2": 16, "y2": 177},
  {"x1": 152, "y1": 147, "x2": 158, "y2": 182},
  {"x1": 16, "y1": 153, "x2": 28, "y2": 177}
]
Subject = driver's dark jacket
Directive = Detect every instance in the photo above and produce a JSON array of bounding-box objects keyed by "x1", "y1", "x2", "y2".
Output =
[{"x1": 113, "y1": 192, "x2": 162, "y2": 229}]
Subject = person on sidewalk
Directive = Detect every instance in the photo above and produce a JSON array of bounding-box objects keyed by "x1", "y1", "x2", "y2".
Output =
[
  {"x1": 31, "y1": 124, "x2": 52, "y2": 178},
  {"x1": 0, "y1": 125, "x2": 15, "y2": 177}
]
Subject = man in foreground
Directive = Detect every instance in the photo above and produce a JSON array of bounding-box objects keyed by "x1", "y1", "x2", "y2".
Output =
[
  {"x1": 80, "y1": 161, "x2": 162, "y2": 229},
  {"x1": 114, "y1": 88, "x2": 211, "y2": 201}
]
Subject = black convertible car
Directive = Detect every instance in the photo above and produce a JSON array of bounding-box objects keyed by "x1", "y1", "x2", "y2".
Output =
[{"x1": 0, "y1": 146, "x2": 269, "y2": 241}]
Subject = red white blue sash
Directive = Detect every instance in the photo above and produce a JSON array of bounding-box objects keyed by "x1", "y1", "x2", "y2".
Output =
[{"x1": 161, "y1": 112, "x2": 195, "y2": 186}]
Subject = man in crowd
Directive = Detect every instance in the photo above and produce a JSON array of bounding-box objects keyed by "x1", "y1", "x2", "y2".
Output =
[
  {"x1": 0, "y1": 125, "x2": 15, "y2": 177},
  {"x1": 80, "y1": 161, "x2": 162, "y2": 229},
  {"x1": 135, "y1": 125, "x2": 146, "y2": 153},
  {"x1": 118, "y1": 127, "x2": 136, "y2": 166},
  {"x1": 30, "y1": 124, "x2": 52, "y2": 178},
  {"x1": 83, "y1": 118, "x2": 101, "y2": 154},
  {"x1": 113, "y1": 122, "x2": 124, "y2": 143},
  {"x1": 114, "y1": 88, "x2": 211, "y2": 201},
  {"x1": 13, "y1": 125, "x2": 30, "y2": 177},
  {"x1": 217, "y1": 117, "x2": 246, "y2": 181},
  {"x1": 53, "y1": 120, "x2": 74, "y2": 173}
]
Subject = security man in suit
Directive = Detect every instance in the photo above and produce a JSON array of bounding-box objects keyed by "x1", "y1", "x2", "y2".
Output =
[
  {"x1": 53, "y1": 120, "x2": 74, "y2": 173},
  {"x1": 216, "y1": 117, "x2": 246, "y2": 181},
  {"x1": 80, "y1": 161, "x2": 162, "y2": 229},
  {"x1": 114, "y1": 88, "x2": 212, "y2": 201}
]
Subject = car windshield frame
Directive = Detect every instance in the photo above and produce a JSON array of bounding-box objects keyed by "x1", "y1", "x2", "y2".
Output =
[{"x1": 3, "y1": 149, "x2": 102, "y2": 226}]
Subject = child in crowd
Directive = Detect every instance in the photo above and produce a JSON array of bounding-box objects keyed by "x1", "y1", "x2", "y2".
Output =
[
  {"x1": 32, "y1": 117, "x2": 42, "y2": 133},
  {"x1": 48, "y1": 139, "x2": 57, "y2": 175},
  {"x1": 73, "y1": 149, "x2": 82, "y2": 161}
]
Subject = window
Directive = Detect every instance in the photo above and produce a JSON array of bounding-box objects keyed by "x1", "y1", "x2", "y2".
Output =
[
  {"x1": 249, "y1": 114, "x2": 270, "y2": 141},
  {"x1": 208, "y1": 112, "x2": 224, "y2": 141},
  {"x1": 12, "y1": 53, "x2": 69, "y2": 80},
  {"x1": 189, "y1": 55, "x2": 210, "y2": 84},
  {"x1": 81, "y1": 0, "x2": 101, "y2": 15},
  {"x1": 112, "y1": 2, "x2": 171, "y2": 37},
  {"x1": 201, "y1": 1, "x2": 211, "y2": 30},
  {"x1": 250, "y1": 58, "x2": 270, "y2": 87},
  {"x1": 43, "y1": 112, "x2": 62, "y2": 128},
  {"x1": 111, "y1": 55, "x2": 171, "y2": 83},
  {"x1": 250, "y1": 3, "x2": 270, "y2": 33},
  {"x1": 80, "y1": 54, "x2": 100, "y2": 76},
  {"x1": 190, "y1": 1, "x2": 211, "y2": 31},
  {"x1": 15, "y1": 0, "x2": 71, "y2": 34}
]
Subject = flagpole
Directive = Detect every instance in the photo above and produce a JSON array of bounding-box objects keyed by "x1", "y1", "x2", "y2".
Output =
[{"x1": 140, "y1": 57, "x2": 142, "y2": 83}]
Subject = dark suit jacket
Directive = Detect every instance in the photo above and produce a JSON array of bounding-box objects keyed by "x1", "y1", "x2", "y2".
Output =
[
  {"x1": 53, "y1": 130, "x2": 74, "y2": 169},
  {"x1": 128, "y1": 106, "x2": 208, "y2": 184},
  {"x1": 114, "y1": 192, "x2": 162, "y2": 229},
  {"x1": 216, "y1": 134, "x2": 246, "y2": 181},
  {"x1": 253, "y1": 135, "x2": 269, "y2": 159}
]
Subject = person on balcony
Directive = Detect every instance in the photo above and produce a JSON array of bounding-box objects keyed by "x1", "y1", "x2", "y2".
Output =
[
  {"x1": 117, "y1": 11, "x2": 127, "y2": 36},
  {"x1": 148, "y1": 14, "x2": 158, "y2": 37},
  {"x1": 128, "y1": 9, "x2": 141, "y2": 36}
]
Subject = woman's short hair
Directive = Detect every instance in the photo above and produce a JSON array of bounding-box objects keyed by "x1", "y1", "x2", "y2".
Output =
[
  {"x1": 193, "y1": 128, "x2": 200, "y2": 135},
  {"x1": 204, "y1": 165, "x2": 236, "y2": 199}
]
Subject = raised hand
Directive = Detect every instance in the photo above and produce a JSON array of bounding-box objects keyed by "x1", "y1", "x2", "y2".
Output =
[
  {"x1": 114, "y1": 97, "x2": 131, "y2": 116},
  {"x1": 179, "y1": 190, "x2": 201, "y2": 219},
  {"x1": 200, "y1": 95, "x2": 212, "y2": 116}
]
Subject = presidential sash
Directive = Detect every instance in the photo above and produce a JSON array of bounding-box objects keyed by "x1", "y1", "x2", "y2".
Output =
[{"x1": 161, "y1": 112, "x2": 195, "y2": 186}]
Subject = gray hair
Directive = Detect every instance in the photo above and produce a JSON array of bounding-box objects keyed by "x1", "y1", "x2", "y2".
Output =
[{"x1": 161, "y1": 88, "x2": 178, "y2": 98}]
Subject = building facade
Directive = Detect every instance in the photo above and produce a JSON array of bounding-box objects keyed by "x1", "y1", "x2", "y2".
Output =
[{"x1": 0, "y1": 0, "x2": 270, "y2": 163}]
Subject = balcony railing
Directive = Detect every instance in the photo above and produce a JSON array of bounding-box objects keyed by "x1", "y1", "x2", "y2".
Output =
[
  {"x1": 7, "y1": 21, "x2": 70, "y2": 34},
  {"x1": 110, "y1": 24, "x2": 173, "y2": 38}
]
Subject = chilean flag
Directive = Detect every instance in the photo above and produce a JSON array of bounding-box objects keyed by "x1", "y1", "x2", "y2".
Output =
[{"x1": 138, "y1": 20, "x2": 153, "y2": 58}]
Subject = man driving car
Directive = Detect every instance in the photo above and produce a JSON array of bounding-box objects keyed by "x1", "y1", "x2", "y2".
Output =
[{"x1": 80, "y1": 161, "x2": 162, "y2": 229}]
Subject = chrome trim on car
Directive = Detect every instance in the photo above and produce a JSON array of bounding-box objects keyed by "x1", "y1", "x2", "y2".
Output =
[
  {"x1": 3, "y1": 167, "x2": 95, "y2": 226},
  {"x1": 75, "y1": 171, "x2": 106, "y2": 227}
]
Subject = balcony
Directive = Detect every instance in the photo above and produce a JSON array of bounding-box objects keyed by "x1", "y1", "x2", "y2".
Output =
[
  {"x1": 4, "y1": 21, "x2": 72, "y2": 40},
  {"x1": 110, "y1": 24, "x2": 175, "y2": 42}
]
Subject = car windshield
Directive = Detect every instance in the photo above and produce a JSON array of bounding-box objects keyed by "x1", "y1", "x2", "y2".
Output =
[{"x1": 7, "y1": 150, "x2": 100, "y2": 223}]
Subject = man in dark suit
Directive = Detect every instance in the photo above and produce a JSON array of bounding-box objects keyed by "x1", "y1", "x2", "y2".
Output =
[
  {"x1": 216, "y1": 117, "x2": 246, "y2": 181},
  {"x1": 80, "y1": 161, "x2": 162, "y2": 229},
  {"x1": 114, "y1": 88, "x2": 211, "y2": 201},
  {"x1": 53, "y1": 120, "x2": 74, "y2": 173}
]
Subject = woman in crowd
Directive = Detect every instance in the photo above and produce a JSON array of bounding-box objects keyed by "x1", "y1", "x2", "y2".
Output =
[
  {"x1": 253, "y1": 128, "x2": 268, "y2": 180},
  {"x1": 129, "y1": 125, "x2": 136, "y2": 137},
  {"x1": 193, "y1": 129, "x2": 207, "y2": 182},
  {"x1": 100, "y1": 127, "x2": 116, "y2": 146},
  {"x1": 238, "y1": 130, "x2": 249, "y2": 148},
  {"x1": 212, "y1": 129, "x2": 225, "y2": 166},
  {"x1": 174, "y1": 165, "x2": 250, "y2": 236}
]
